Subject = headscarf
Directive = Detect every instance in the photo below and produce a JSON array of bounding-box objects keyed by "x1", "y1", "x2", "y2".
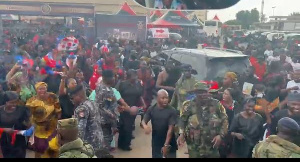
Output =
[
  {"x1": 35, "y1": 82, "x2": 48, "y2": 90},
  {"x1": 225, "y1": 72, "x2": 237, "y2": 82}
]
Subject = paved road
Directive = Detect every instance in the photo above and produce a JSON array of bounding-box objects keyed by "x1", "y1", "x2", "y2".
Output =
[{"x1": 26, "y1": 115, "x2": 189, "y2": 158}]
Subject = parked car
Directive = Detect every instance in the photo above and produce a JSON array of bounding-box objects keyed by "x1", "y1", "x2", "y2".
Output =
[
  {"x1": 161, "y1": 47, "x2": 250, "y2": 83},
  {"x1": 232, "y1": 30, "x2": 246, "y2": 38}
]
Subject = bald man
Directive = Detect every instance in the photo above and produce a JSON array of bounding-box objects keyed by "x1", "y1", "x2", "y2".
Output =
[{"x1": 142, "y1": 89, "x2": 178, "y2": 158}]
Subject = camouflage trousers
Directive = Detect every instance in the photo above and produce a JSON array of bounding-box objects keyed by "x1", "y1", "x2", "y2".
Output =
[
  {"x1": 187, "y1": 142, "x2": 220, "y2": 158},
  {"x1": 102, "y1": 124, "x2": 113, "y2": 150}
]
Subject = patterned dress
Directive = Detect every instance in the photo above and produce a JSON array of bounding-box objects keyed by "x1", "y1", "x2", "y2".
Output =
[{"x1": 26, "y1": 93, "x2": 61, "y2": 158}]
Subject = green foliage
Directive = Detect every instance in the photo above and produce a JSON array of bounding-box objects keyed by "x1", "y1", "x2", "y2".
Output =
[{"x1": 236, "y1": 8, "x2": 260, "y2": 29}]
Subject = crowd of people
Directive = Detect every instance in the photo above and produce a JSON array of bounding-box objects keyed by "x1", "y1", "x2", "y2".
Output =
[{"x1": 0, "y1": 21, "x2": 299, "y2": 158}]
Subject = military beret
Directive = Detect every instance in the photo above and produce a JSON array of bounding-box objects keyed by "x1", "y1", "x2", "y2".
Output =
[
  {"x1": 193, "y1": 82, "x2": 209, "y2": 91},
  {"x1": 287, "y1": 93, "x2": 300, "y2": 102},
  {"x1": 57, "y1": 118, "x2": 78, "y2": 129},
  {"x1": 278, "y1": 117, "x2": 300, "y2": 132}
]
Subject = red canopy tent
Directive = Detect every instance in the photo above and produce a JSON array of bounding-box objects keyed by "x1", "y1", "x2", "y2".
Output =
[
  {"x1": 116, "y1": 2, "x2": 136, "y2": 16},
  {"x1": 149, "y1": 10, "x2": 163, "y2": 22},
  {"x1": 212, "y1": 15, "x2": 220, "y2": 21}
]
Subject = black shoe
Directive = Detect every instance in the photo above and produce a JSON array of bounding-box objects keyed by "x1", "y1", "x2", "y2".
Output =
[{"x1": 118, "y1": 146, "x2": 132, "y2": 151}]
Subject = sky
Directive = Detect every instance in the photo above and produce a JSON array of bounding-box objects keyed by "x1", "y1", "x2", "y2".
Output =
[{"x1": 207, "y1": 0, "x2": 300, "y2": 22}]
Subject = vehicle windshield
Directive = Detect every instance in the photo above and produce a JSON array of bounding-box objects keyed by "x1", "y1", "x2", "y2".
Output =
[
  {"x1": 206, "y1": 57, "x2": 249, "y2": 81},
  {"x1": 205, "y1": 21, "x2": 217, "y2": 26}
]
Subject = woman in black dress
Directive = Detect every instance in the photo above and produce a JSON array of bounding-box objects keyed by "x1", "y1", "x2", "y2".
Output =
[
  {"x1": 117, "y1": 70, "x2": 146, "y2": 151},
  {"x1": 219, "y1": 88, "x2": 242, "y2": 158},
  {"x1": 0, "y1": 91, "x2": 30, "y2": 158},
  {"x1": 229, "y1": 98, "x2": 264, "y2": 158}
]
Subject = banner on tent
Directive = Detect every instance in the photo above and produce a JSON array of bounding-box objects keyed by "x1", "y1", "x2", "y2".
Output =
[
  {"x1": 96, "y1": 14, "x2": 146, "y2": 42},
  {"x1": 150, "y1": 28, "x2": 169, "y2": 39}
]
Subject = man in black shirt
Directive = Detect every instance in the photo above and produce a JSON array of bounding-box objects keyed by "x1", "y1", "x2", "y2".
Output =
[
  {"x1": 142, "y1": 89, "x2": 177, "y2": 158},
  {"x1": 43, "y1": 74, "x2": 62, "y2": 94},
  {"x1": 270, "y1": 93, "x2": 300, "y2": 135},
  {"x1": 126, "y1": 53, "x2": 140, "y2": 70},
  {"x1": 59, "y1": 76, "x2": 77, "y2": 119}
]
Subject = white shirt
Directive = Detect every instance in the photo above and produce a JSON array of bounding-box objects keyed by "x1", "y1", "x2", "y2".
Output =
[
  {"x1": 150, "y1": 51, "x2": 157, "y2": 58},
  {"x1": 264, "y1": 50, "x2": 273, "y2": 57},
  {"x1": 286, "y1": 80, "x2": 300, "y2": 93},
  {"x1": 267, "y1": 56, "x2": 293, "y2": 65}
]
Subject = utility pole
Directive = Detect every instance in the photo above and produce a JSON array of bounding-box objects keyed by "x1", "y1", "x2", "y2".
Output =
[
  {"x1": 260, "y1": 0, "x2": 264, "y2": 22},
  {"x1": 272, "y1": 6, "x2": 276, "y2": 16}
]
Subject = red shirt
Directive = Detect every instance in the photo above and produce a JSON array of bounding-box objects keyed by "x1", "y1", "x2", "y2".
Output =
[
  {"x1": 249, "y1": 56, "x2": 266, "y2": 81},
  {"x1": 103, "y1": 55, "x2": 115, "y2": 70}
]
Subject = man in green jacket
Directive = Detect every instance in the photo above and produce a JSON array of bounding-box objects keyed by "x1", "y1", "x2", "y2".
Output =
[
  {"x1": 252, "y1": 117, "x2": 300, "y2": 158},
  {"x1": 57, "y1": 118, "x2": 97, "y2": 158}
]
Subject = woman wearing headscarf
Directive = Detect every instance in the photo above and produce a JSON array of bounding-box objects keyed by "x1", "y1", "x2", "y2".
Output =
[
  {"x1": 26, "y1": 82, "x2": 61, "y2": 158},
  {"x1": 0, "y1": 91, "x2": 30, "y2": 158},
  {"x1": 222, "y1": 72, "x2": 238, "y2": 90},
  {"x1": 6, "y1": 63, "x2": 36, "y2": 103},
  {"x1": 218, "y1": 72, "x2": 241, "y2": 102}
]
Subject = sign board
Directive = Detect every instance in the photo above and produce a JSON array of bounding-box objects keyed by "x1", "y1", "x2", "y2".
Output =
[
  {"x1": 151, "y1": 28, "x2": 169, "y2": 38},
  {"x1": 0, "y1": 1, "x2": 94, "y2": 17},
  {"x1": 96, "y1": 14, "x2": 147, "y2": 42},
  {"x1": 242, "y1": 82, "x2": 253, "y2": 96}
]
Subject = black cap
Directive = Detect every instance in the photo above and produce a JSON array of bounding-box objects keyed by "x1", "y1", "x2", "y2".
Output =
[
  {"x1": 181, "y1": 64, "x2": 192, "y2": 71},
  {"x1": 278, "y1": 117, "x2": 300, "y2": 132},
  {"x1": 68, "y1": 85, "x2": 84, "y2": 97}
]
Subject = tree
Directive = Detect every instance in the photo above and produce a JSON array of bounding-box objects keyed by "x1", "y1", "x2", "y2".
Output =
[
  {"x1": 288, "y1": 12, "x2": 300, "y2": 20},
  {"x1": 250, "y1": 8, "x2": 260, "y2": 23},
  {"x1": 225, "y1": 19, "x2": 241, "y2": 25},
  {"x1": 289, "y1": 12, "x2": 300, "y2": 16},
  {"x1": 235, "y1": 8, "x2": 260, "y2": 29}
]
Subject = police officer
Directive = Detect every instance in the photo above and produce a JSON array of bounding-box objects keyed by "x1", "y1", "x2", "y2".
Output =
[
  {"x1": 252, "y1": 117, "x2": 300, "y2": 158},
  {"x1": 177, "y1": 82, "x2": 229, "y2": 158},
  {"x1": 95, "y1": 70, "x2": 119, "y2": 150},
  {"x1": 57, "y1": 118, "x2": 97, "y2": 158},
  {"x1": 69, "y1": 85, "x2": 110, "y2": 157}
]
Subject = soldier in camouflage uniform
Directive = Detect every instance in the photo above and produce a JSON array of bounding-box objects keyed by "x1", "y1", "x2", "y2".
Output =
[
  {"x1": 68, "y1": 85, "x2": 106, "y2": 153},
  {"x1": 57, "y1": 118, "x2": 97, "y2": 158},
  {"x1": 170, "y1": 64, "x2": 197, "y2": 116},
  {"x1": 177, "y1": 82, "x2": 229, "y2": 158},
  {"x1": 95, "y1": 70, "x2": 119, "y2": 150},
  {"x1": 252, "y1": 117, "x2": 300, "y2": 158}
]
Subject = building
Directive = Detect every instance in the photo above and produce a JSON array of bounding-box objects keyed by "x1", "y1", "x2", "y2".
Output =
[
  {"x1": 253, "y1": 15, "x2": 300, "y2": 32},
  {"x1": 2, "y1": 0, "x2": 207, "y2": 20}
]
